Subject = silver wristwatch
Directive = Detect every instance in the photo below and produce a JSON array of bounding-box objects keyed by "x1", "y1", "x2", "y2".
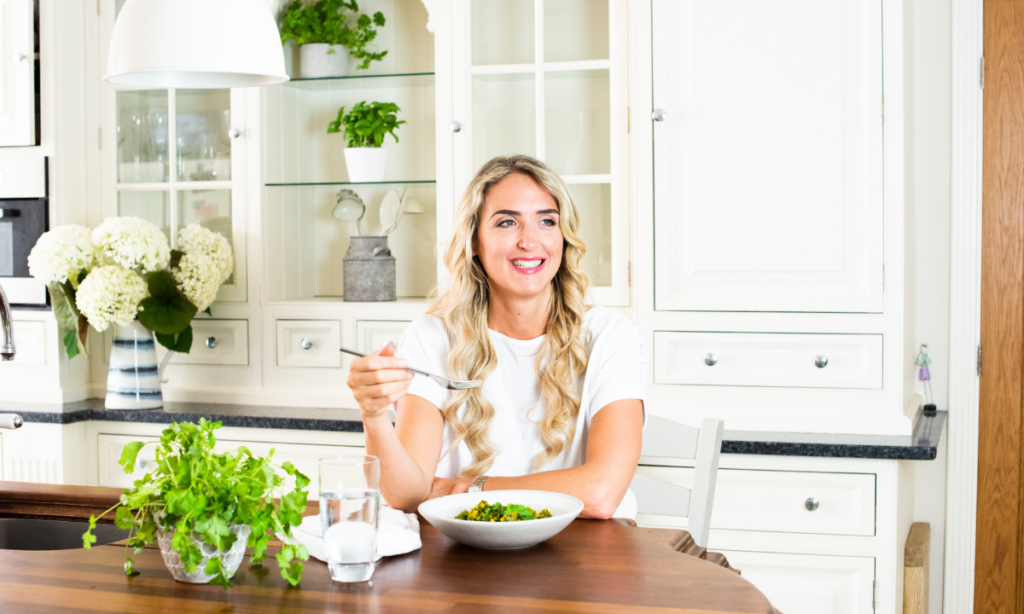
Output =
[{"x1": 468, "y1": 475, "x2": 489, "y2": 493}]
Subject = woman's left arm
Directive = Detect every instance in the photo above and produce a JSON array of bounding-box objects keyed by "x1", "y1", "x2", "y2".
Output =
[{"x1": 432, "y1": 398, "x2": 644, "y2": 519}]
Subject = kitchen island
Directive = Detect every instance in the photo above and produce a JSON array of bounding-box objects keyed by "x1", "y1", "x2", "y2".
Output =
[{"x1": 0, "y1": 481, "x2": 777, "y2": 614}]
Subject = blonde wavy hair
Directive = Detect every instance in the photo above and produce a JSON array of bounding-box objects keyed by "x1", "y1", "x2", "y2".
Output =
[{"x1": 426, "y1": 155, "x2": 591, "y2": 476}]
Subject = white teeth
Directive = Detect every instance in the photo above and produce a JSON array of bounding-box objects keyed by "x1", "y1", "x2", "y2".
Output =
[{"x1": 512, "y1": 259, "x2": 542, "y2": 269}]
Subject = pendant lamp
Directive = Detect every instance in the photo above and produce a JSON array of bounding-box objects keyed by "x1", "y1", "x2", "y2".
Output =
[{"x1": 105, "y1": 0, "x2": 288, "y2": 88}]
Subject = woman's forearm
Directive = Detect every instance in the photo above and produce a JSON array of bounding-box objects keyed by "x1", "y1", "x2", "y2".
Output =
[
  {"x1": 481, "y1": 465, "x2": 629, "y2": 519},
  {"x1": 362, "y1": 412, "x2": 432, "y2": 512}
]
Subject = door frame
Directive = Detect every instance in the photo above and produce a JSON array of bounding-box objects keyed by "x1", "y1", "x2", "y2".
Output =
[{"x1": 945, "y1": 0, "x2": 983, "y2": 612}]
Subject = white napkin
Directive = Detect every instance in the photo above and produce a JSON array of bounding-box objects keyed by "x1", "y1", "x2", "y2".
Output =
[{"x1": 283, "y1": 506, "x2": 422, "y2": 562}]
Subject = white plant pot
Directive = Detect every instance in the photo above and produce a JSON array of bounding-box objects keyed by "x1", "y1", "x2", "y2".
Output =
[
  {"x1": 299, "y1": 44, "x2": 349, "y2": 78},
  {"x1": 344, "y1": 148, "x2": 389, "y2": 183},
  {"x1": 157, "y1": 521, "x2": 251, "y2": 584}
]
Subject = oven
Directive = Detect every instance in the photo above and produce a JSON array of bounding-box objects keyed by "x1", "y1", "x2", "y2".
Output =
[{"x1": 0, "y1": 156, "x2": 48, "y2": 308}]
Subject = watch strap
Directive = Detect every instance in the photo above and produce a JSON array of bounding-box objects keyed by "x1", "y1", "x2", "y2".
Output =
[{"x1": 468, "y1": 475, "x2": 489, "y2": 493}]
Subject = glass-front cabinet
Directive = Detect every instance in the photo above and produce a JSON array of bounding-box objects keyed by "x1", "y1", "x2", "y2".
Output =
[{"x1": 448, "y1": 0, "x2": 630, "y2": 306}]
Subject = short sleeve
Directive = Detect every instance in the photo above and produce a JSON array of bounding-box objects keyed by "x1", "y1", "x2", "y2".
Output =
[
  {"x1": 585, "y1": 316, "x2": 647, "y2": 422},
  {"x1": 396, "y1": 316, "x2": 449, "y2": 410}
]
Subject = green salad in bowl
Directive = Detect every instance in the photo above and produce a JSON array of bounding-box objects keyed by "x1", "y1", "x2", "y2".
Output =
[{"x1": 456, "y1": 500, "x2": 553, "y2": 522}]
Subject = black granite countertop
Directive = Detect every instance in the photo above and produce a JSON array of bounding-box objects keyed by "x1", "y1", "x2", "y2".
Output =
[{"x1": 0, "y1": 399, "x2": 946, "y2": 461}]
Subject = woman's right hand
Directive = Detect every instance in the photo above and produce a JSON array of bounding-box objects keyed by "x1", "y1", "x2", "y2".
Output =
[{"x1": 346, "y1": 343, "x2": 415, "y2": 420}]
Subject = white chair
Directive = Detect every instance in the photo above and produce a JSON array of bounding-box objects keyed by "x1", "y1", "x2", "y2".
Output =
[{"x1": 630, "y1": 416, "x2": 724, "y2": 549}]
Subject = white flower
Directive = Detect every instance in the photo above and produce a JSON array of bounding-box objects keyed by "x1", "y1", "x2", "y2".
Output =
[
  {"x1": 177, "y1": 224, "x2": 233, "y2": 284},
  {"x1": 172, "y1": 224, "x2": 234, "y2": 311},
  {"x1": 92, "y1": 216, "x2": 170, "y2": 273},
  {"x1": 172, "y1": 254, "x2": 223, "y2": 313},
  {"x1": 75, "y1": 265, "x2": 148, "y2": 332},
  {"x1": 27, "y1": 225, "x2": 99, "y2": 288}
]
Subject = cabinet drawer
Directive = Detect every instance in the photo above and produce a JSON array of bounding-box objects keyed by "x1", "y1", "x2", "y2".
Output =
[
  {"x1": 634, "y1": 467, "x2": 875, "y2": 536},
  {"x1": 155, "y1": 319, "x2": 248, "y2": 366},
  {"x1": 717, "y1": 551, "x2": 875, "y2": 614},
  {"x1": 276, "y1": 319, "x2": 341, "y2": 368},
  {"x1": 653, "y1": 331, "x2": 882, "y2": 389},
  {"x1": 97, "y1": 433, "x2": 364, "y2": 493},
  {"x1": 11, "y1": 320, "x2": 44, "y2": 365},
  {"x1": 355, "y1": 320, "x2": 411, "y2": 354}
]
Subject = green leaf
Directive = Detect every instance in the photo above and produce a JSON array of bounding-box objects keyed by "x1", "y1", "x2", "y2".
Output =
[
  {"x1": 63, "y1": 328, "x2": 80, "y2": 361},
  {"x1": 118, "y1": 442, "x2": 146, "y2": 473},
  {"x1": 124, "y1": 557, "x2": 140, "y2": 576},
  {"x1": 137, "y1": 270, "x2": 198, "y2": 335},
  {"x1": 156, "y1": 324, "x2": 193, "y2": 354},
  {"x1": 82, "y1": 516, "x2": 98, "y2": 549}
]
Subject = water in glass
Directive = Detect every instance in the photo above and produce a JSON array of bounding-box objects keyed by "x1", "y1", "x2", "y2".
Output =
[{"x1": 320, "y1": 489, "x2": 380, "y2": 582}]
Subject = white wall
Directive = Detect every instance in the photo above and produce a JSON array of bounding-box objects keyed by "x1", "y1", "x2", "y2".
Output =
[{"x1": 909, "y1": 0, "x2": 951, "y2": 611}]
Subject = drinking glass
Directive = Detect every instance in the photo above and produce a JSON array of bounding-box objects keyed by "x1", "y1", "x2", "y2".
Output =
[{"x1": 319, "y1": 455, "x2": 381, "y2": 582}]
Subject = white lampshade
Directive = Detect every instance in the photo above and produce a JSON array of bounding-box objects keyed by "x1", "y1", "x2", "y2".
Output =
[{"x1": 105, "y1": 0, "x2": 288, "y2": 88}]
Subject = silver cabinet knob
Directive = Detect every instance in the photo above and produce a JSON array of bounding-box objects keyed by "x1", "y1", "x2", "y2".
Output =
[
  {"x1": 704, "y1": 353, "x2": 717, "y2": 366},
  {"x1": 449, "y1": 121, "x2": 462, "y2": 133},
  {"x1": 300, "y1": 338, "x2": 313, "y2": 350},
  {"x1": 14, "y1": 52, "x2": 26, "y2": 62},
  {"x1": 805, "y1": 497, "x2": 820, "y2": 511},
  {"x1": 137, "y1": 459, "x2": 148, "y2": 470},
  {"x1": 206, "y1": 337, "x2": 218, "y2": 349},
  {"x1": 815, "y1": 355, "x2": 828, "y2": 368},
  {"x1": 652, "y1": 108, "x2": 667, "y2": 122},
  {"x1": 228, "y1": 127, "x2": 241, "y2": 139}
]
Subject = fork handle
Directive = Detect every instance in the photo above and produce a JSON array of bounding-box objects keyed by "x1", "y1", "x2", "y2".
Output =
[{"x1": 339, "y1": 345, "x2": 427, "y2": 376}]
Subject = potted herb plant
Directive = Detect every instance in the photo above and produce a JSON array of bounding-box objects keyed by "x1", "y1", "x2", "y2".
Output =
[
  {"x1": 82, "y1": 419, "x2": 310, "y2": 588},
  {"x1": 27, "y1": 218, "x2": 234, "y2": 410},
  {"x1": 279, "y1": 0, "x2": 387, "y2": 78},
  {"x1": 327, "y1": 100, "x2": 406, "y2": 182}
]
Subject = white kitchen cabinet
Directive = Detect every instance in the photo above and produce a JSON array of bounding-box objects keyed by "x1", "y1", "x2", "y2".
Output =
[
  {"x1": 0, "y1": 0, "x2": 36, "y2": 147},
  {"x1": 445, "y1": 0, "x2": 631, "y2": 306},
  {"x1": 652, "y1": 0, "x2": 884, "y2": 314},
  {"x1": 718, "y1": 550, "x2": 876, "y2": 614}
]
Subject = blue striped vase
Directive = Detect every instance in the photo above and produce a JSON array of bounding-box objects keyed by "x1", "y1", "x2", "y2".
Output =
[{"x1": 106, "y1": 320, "x2": 164, "y2": 410}]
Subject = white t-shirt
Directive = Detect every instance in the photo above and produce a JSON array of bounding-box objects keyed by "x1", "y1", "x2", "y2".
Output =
[{"x1": 396, "y1": 305, "x2": 647, "y2": 518}]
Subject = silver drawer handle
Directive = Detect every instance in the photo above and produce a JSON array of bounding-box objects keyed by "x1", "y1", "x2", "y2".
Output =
[
  {"x1": 14, "y1": 52, "x2": 26, "y2": 62},
  {"x1": 301, "y1": 338, "x2": 313, "y2": 350},
  {"x1": 704, "y1": 353, "x2": 717, "y2": 366},
  {"x1": 805, "y1": 497, "x2": 819, "y2": 511},
  {"x1": 449, "y1": 121, "x2": 462, "y2": 133},
  {"x1": 206, "y1": 337, "x2": 218, "y2": 349},
  {"x1": 815, "y1": 355, "x2": 828, "y2": 368},
  {"x1": 228, "y1": 127, "x2": 241, "y2": 139},
  {"x1": 652, "y1": 108, "x2": 667, "y2": 122}
]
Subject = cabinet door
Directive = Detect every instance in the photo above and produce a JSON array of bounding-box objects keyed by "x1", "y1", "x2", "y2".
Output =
[
  {"x1": 450, "y1": 0, "x2": 630, "y2": 306},
  {"x1": 652, "y1": 0, "x2": 884, "y2": 313},
  {"x1": 0, "y1": 0, "x2": 35, "y2": 146},
  {"x1": 719, "y1": 550, "x2": 875, "y2": 614}
]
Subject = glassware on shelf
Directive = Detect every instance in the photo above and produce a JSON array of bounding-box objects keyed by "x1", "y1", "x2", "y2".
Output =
[
  {"x1": 176, "y1": 89, "x2": 232, "y2": 182},
  {"x1": 118, "y1": 191, "x2": 170, "y2": 240},
  {"x1": 116, "y1": 90, "x2": 169, "y2": 184}
]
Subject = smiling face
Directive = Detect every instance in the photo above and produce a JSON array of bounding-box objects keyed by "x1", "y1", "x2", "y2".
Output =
[{"x1": 473, "y1": 173, "x2": 564, "y2": 304}]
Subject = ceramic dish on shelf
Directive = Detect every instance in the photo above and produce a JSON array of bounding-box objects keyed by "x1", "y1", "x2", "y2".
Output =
[
  {"x1": 332, "y1": 188, "x2": 366, "y2": 236},
  {"x1": 378, "y1": 188, "x2": 403, "y2": 235},
  {"x1": 417, "y1": 490, "x2": 584, "y2": 549}
]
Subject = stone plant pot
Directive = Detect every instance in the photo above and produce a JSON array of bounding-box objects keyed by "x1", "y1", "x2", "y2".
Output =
[
  {"x1": 299, "y1": 43, "x2": 349, "y2": 78},
  {"x1": 344, "y1": 147, "x2": 388, "y2": 183},
  {"x1": 157, "y1": 521, "x2": 252, "y2": 584}
]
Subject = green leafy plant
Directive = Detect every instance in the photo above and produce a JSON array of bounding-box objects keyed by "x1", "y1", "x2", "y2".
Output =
[
  {"x1": 82, "y1": 419, "x2": 310, "y2": 588},
  {"x1": 279, "y1": 0, "x2": 387, "y2": 70},
  {"x1": 327, "y1": 100, "x2": 406, "y2": 147}
]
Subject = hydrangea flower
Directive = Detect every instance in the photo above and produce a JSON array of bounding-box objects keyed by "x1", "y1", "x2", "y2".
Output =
[
  {"x1": 173, "y1": 224, "x2": 233, "y2": 311},
  {"x1": 75, "y1": 265, "x2": 148, "y2": 332},
  {"x1": 92, "y1": 216, "x2": 170, "y2": 273},
  {"x1": 27, "y1": 225, "x2": 99, "y2": 288}
]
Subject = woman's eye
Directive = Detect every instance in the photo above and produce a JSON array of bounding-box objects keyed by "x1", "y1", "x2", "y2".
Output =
[
  {"x1": 497, "y1": 219, "x2": 515, "y2": 227},
  {"x1": 542, "y1": 218, "x2": 557, "y2": 226}
]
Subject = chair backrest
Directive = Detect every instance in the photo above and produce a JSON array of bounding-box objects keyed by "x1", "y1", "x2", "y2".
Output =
[{"x1": 630, "y1": 416, "x2": 724, "y2": 548}]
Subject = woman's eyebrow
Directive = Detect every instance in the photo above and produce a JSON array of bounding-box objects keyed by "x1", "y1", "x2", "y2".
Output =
[{"x1": 489, "y1": 208, "x2": 560, "y2": 218}]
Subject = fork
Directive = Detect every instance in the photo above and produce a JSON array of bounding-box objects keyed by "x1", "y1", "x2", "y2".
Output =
[{"x1": 339, "y1": 346, "x2": 483, "y2": 390}]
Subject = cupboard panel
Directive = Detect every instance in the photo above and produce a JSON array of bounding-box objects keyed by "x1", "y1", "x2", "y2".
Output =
[
  {"x1": 652, "y1": 0, "x2": 884, "y2": 313},
  {"x1": 0, "y1": 0, "x2": 35, "y2": 147}
]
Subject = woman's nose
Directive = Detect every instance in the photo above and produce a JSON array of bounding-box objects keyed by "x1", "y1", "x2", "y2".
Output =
[{"x1": 517, "y1": 225, "x2": 538, "y2": 250}]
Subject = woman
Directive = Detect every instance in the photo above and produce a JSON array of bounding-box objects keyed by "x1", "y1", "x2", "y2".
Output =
[{"x1": 347, "y1": 155, "x2": 645, "y2": 519}]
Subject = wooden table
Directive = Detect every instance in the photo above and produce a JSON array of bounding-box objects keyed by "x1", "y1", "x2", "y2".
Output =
[{"x1": 0, "y1": 481, "x2": 778, "y2": 613}]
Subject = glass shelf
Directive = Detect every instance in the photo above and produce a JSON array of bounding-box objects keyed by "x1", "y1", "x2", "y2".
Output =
[
  {"x1": 265, "y1": 180, "x2": 436, "y2": 187},
  {"x1": 282, "y1": 72, "x2": 435, "y2": 90}
]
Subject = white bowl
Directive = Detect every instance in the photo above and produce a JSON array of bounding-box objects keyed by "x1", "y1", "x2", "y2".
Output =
[{"x1": 417, "y1": 490, "x2": 584, "y2": 550}]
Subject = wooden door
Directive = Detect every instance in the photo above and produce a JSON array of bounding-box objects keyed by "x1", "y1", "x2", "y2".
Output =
[
  {"x1": 651, "y1": 0, "x2": 884, "y2": 313},
  {"x1": 0, "y1": 0, "x2": 35, "y2": 147},
  {"x1": 976, "y1": 1, "x2": 1024, "y2": 612}
]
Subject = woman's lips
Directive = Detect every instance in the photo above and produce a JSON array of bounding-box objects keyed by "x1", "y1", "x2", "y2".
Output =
[{"x1": 509, "y1": 259, "x2": 546, "y2": 275}]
